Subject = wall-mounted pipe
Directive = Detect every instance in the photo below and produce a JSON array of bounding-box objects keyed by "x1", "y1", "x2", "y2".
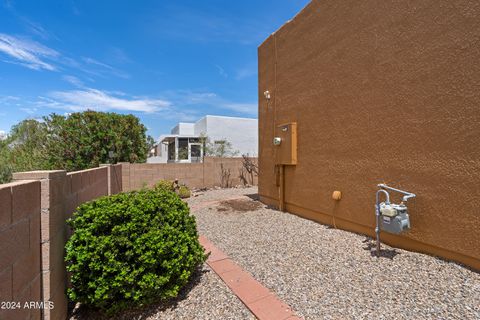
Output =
[
  {"x1": 378, "y1": 184, "x2": 416, "y2": 202},
  {"x1": 375, "y1": 189, "x2": 391, "y2": 255},
  {"x1": 278, "y1": 165, "x2": 285, "y2": 211}
]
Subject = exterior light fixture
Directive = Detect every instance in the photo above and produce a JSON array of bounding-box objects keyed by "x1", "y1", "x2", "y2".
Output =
[{"x1": 264, "y1": 90, "x2": 271, "y2": 100}]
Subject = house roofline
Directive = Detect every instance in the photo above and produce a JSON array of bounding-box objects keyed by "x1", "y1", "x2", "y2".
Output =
[
  {"x1": 203, "y1": 115, "x2": 258, "y2": 121},
  {"x1": 258, "y1": 0, "x2": 313, "y2": 48}
]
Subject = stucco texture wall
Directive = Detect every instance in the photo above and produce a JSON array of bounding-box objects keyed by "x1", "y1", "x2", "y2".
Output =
[
  {"x1": 203, "y1": 116, "x2": 259, "y2": 156},
  {"x1": 258, "y1": 0, "x2": 480, "y2": 269}
]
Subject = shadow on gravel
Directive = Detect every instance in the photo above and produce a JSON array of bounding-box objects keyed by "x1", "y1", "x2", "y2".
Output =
[
  {"x1": 245, "y1": 193, "x2": 260, "y2": 201},
  {"x1": 362, "y1": 238, "x2": 401, "y2": 260},
  {"x1": 68, "y1": 266, "x2": 208, "y2": 320},
  {"x1": 244, "y1": 193, "x2": 279, "y2": 210},
  {"x1": 217, "y1": 198, "x2": 263, "y2": 213}
]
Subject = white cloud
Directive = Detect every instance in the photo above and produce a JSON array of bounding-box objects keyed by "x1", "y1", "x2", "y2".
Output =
[
  {"x1": 161, "y1": 90, "x2": 257, "y2": 116},
  {"x1": 21, "y1": 18, "x2": 57, "y2": 40},
  {"x1": 235, "y1": 66, "x2": 257, "y2": 80},
  {"x1": 107, "y1": 47, "x2": 132, "y2": 64},
  {"x1": 0, "y1": 95, "x2": 20, "y2": 103},
  {"x1": 4, "y1": 0, "x2": 57, "y2": 40},
  {"x1": 71, "y1": 1, "x2": 81, "y2": 16},
  {"x1": 0, "y1": 33, "x2": 128, "y2": 80},
  {"x1": 153, "y1": 5, "x2": 271, "y2": 45},
  {"x1": 20, "y1": 107, "x2": 38, "y2": 114},
  {"x1": 221, "y1": 102, "x2": 257, "y2": 114},
  {"x1": 0, "y1": 33, "x2": 59, "y2": 70},
  {"x1": 82, "y1": 57, "x2": 129, "y2": 79},
  {"x1": 0, "y1": 130, "x2": 7, "y2": 140},
  {"x1": 215, "y1": 64, "x2": 228, "y2": 78},
  {"x1": 82, "y1": 57, "x2": 113, "y2": 70},
  {"x1": 185, "y1": 92, "x2": 217, "y2": 103},
  {"x1": 62, "y1": 75, "x2": 84, "y2": 87},
  {"x1": 3, "y1": 0, "x2": 14, "y2": 9},
  {"x1": 13, "y1": 86, "x2": 255, "y2": 127},
  {"x1": 43, "y1": 88, "x2": 171, "y2": 113}
]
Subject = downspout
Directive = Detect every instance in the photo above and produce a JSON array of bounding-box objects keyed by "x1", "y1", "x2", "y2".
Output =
[
  {"x1": 273, "y1": 33, "x2": 286, "y2": 211},
  {"x1": 264, "y1": 32, "x2": 284, "y2": 211},
  {"x1": 278, "y1": 165, "x2": 285, "y2": 211}
]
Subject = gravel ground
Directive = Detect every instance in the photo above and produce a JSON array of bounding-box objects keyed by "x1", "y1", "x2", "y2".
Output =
[
  {"x1": 69, "y1": 264, "x2": 255, "y2": 320},
  {"x1": 188, "y1": 187, "x2": 480, "y2": 320}
]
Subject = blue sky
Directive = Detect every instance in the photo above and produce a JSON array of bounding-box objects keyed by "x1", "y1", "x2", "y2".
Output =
[{"x1": 0, "y1": 0, "x2": 309, "y2": 139}]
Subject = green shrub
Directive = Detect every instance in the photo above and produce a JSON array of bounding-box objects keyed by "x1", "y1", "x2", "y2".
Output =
[
  {"x1": 177, "y1": 185, "x2": 191, "y2": 199},
  {"x1": 154, "y1": 179, "x2": 174, "y2": 192},
  {"x1": 65, "y1": 189, "x2": 206, "y2": 314}
]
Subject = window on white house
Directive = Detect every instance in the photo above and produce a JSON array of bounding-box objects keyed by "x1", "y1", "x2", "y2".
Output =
[{"x1": 178, "y1": 138, "x2": 188, "y2": 160}]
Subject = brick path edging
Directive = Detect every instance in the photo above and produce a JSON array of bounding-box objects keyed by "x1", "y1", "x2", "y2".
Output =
[{"x1": 199, "y1": 235, "x2": 301, "y2": 320}]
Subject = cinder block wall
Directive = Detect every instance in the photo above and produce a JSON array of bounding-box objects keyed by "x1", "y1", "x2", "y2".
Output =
[
  {"x1": 122, "y1": 157, "x2": 258, "y2": 191},
  {"x1": 207, "y1": 157, "x2": 259, "y2": 188},
  {"x1": 1, "y1": 160, "x2": 257, "y2": 319},
  {"x1": 0, "y1": 180, "x2": 41, "y2": 320},
  {"x1": 11, "y1": 165, "x2": 116, "y2": 320},
  {"x1": 110, "y1": 164, "x2": 123, "y2": 195},
  {"x1": 258, "y1": 0, "x2": 480, "y2": 270}
]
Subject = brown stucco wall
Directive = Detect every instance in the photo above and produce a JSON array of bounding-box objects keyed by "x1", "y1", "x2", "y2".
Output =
[{"x1": 258, "y1": 0, "x2": 480, "y2": 270}]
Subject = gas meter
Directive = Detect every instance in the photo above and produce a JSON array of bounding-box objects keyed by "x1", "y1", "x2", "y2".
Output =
[
  {"x1": 374, "y1": 184, "x2": 416, "y2": 257},
  {"x1": 379, "y1": 202, "x2": 410, "y2": 234}
]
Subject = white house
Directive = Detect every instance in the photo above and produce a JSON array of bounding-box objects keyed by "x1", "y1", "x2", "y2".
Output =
[{"x1": 148, "y1": 115, "x2": 258, "y2": 163}]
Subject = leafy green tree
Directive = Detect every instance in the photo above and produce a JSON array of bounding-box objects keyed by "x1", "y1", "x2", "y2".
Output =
[
  {"x1": 0, "y1": 119, "x2": 49, "y2": 183},
  {"x1": 8, "y1": 119, "x2": 49, "y2": 170},
  {"x1": 201, "y1": 135, "x2": 239, "y2": 158},
  {"x1": 146, "y1": 135, "x2": 156, "y2": 152},
  {"x1": 0, "y1": 139, "x2": 12, "y2": 184},
  {"x1": 0, "y1": 111, "x2": 151, "y2": 179},
  {"x1": 44, "y1": 111, "x2": 149, "y2": 171}
]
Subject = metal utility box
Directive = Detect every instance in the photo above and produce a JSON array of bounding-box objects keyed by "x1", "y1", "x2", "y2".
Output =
[
  {"x1": 380, "y1": 203, "x2": 410, "y2": 234},
  {"x1": 274, "y1": 122, "x2": 297, "y2": 165}
]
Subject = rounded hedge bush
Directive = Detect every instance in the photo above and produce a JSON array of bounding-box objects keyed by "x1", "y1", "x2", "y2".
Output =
[
  {"x1": 154, "y1": 179, "x2": 174, "y2": 192},
  {"x1": 65, "y1": 188, "x2": 206, "y2": 313}
]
